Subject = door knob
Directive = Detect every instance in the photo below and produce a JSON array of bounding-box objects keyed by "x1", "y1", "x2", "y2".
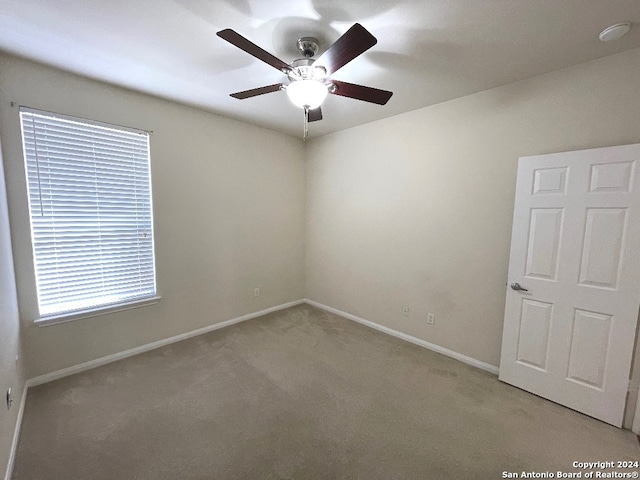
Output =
[{"x1": 510, "y1": 282, "x2": 528, "y2": 292}]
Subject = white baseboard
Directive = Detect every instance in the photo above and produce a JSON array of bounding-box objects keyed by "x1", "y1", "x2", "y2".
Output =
[
  {"x1": 27, "y1": 299, "x2": 304, "y2": 388},
  {"x1": 304, "y1": 299, "x2": 500, "y2": 376},
  {"x1": 4, "y1": 383, "x2": 27, "y2": 480}
]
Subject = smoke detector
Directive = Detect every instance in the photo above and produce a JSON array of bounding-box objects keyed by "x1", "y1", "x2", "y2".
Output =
[{"x1": 599, "y1": 23, "x2": 632, "y2": 42}]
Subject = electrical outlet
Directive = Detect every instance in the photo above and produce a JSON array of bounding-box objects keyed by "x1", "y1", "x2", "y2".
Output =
[
  {"x1": 401, "y1": 305, "x2": 410, "y2": 317},
  {"x1": 6, "y1": 388, "x2": 13, "y2": 410},
  {"x1": 427, "y1": 313, "x2": 435, "y2": 325},
  {"x1": 254, "y1": 287, "x2": 260, "y2": 297}
]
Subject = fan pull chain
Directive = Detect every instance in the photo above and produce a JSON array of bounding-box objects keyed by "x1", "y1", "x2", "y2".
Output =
[{"x1": 303, "y1": 106, "x2": 309, "y2": 141}]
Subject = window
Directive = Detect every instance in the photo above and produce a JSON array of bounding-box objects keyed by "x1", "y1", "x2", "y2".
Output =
[{"x1": 20, "y1": 107, "x2": 157, "y2": 320}]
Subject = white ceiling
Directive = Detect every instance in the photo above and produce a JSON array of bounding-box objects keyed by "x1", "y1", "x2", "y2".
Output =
[{"x1": 1, "y1": 0, "x2": 639, "y2": 139}]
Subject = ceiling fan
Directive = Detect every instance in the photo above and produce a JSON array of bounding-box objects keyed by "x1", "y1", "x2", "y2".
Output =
[{"x1": 216, "y1": 23, "x2": 393, "y2": 138}]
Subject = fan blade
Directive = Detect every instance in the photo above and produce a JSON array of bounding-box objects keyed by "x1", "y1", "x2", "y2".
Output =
[
  {"x1": 314, "y1": 23, "x2": 377, "y2": 75},
  {"x1": 308, "y1": 107, "x2": 323, "y2": 122},
  {"x1": 217, "y1": 29, "x2": 291, "y2": 73},
  {"x1": 230, "y1": 83, "x2": 283, "y2": 99},
  {"x1": 330, "y1": 80, "x2": 393, "y2": 105}
]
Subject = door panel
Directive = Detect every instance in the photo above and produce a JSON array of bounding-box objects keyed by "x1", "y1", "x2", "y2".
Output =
[
  {"x1": 525, "y1": 208, "x2": 564, "y2": 280},
  {"x1": 533, "y1": 167, "x2": 568, "y2": 195},
  {"x1": 499, "y1": 144, "x2": 640, "y2": 427},
  {"x1": 516, "y1": 299, "x2": 553, "y2": 371},
  {"x1": 566, "y1": 309, "x2": 611, "y2": 389},
  {"x1": 589, "y1": 162, "x2": 634, "y2": 193},
  {"x1": 578, "y1": 208, "x2": 626, "y2": 289}
]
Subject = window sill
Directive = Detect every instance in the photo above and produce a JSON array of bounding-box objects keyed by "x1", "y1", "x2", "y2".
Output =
[{"x1": 34, "y1": 296, "x2": 161, "y2": 327}]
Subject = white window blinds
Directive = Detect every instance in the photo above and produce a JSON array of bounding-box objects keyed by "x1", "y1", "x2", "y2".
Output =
[{"x1": 20, "y1": 108, "x2": 157, "y2": 318}]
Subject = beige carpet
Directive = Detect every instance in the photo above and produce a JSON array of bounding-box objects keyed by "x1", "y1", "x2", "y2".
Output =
[{"x1": 12, "y1": 305, "x2": 640, "y2": 479}]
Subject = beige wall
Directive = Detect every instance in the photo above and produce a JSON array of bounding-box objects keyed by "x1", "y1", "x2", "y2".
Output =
[
  {"x1": 0, "y1": 53, "x2": 306, "y2": 379},
  {"x1": 305, "y1": 48, "x2": 640, "y2": 417},
  {"x1": 0, "y1": 138, "x2": 24, "y2": 479}
]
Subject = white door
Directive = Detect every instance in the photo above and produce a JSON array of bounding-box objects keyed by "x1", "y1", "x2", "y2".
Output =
[{"x1": 499, "y1": 143, "x2": 640, "y2": 427}]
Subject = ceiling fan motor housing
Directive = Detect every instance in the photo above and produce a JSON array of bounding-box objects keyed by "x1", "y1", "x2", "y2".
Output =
[{"x1": 297, "y1": 37, "x2": 320, "y2": 57}]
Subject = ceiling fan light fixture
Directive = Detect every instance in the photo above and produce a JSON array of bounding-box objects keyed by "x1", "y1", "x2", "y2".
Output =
[{"x1": 286, "y1": 79, "x2": 328, "y2": 109}]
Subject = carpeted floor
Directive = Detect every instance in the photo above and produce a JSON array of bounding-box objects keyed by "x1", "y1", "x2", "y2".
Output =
[{"x1": 12, "y1": 305, "x2": 640, "y2": 479}]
